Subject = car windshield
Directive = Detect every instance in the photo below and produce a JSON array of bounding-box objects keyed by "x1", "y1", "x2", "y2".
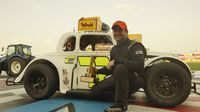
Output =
[{"x1": 80, "y1": 35, "x2": 113, "y2": 51}]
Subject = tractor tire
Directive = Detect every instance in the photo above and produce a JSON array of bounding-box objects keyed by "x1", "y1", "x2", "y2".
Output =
[
  {"x1": 144, "y1": 62, "x2": 191, "y2": 107},
  {"x1": 24, "y1": 64, "x2": 58, "y2": 100},
  {"x1": 7, "y1": 57, "x2": 27, "y2": 77}
]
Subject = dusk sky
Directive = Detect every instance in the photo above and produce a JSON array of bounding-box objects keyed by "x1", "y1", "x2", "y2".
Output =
[{"x1": 0, "y1": 0, "x2": 199, "y2": 55}]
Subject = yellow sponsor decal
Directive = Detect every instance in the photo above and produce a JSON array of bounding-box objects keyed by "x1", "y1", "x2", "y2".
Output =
[
  {"x1": 78, "y1": 56, "x2": 109, "y2": 88},
  {"x1": 78, "y1": 17, "x2": 102, "y2": 31},
  {"x1": 65, "y1": 56, "x2": 75, "y2": 64},
  {"x1": 89, "y1": 74, "x2": 106, "y2": 88},
  {"x1": 78, "y1": 56, "x2": 109, "y2": 66},
  {"x1": 128, "y1": 34, "x2": 142, "y2": 42}
]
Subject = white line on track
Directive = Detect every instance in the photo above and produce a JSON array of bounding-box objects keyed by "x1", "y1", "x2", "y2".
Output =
[
  {"x1": 0, "y1": 88, "x2": 25, "y2": 95},
  {"x1": 0, "y1": 95, "x2": 24, "y2": 104}
]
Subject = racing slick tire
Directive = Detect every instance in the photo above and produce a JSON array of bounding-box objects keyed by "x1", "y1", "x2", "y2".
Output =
[
  {"x1": 7, "y1": 57, "x2": 27, "y2": 77},
  {"x1": 144, "y1": 62, "x2": 191, "y2": 107},
  {"x1": 24, "y1": 64, "x2": 58, "y2": 100}
]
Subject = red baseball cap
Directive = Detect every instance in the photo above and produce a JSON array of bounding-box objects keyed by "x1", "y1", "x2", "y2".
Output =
[{"x1": 111, "y1": 21, "x2": 128, "y2": 32}]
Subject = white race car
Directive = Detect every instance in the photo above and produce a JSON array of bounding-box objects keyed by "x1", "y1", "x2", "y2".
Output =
[{"x1": 13, "y1": 17, "x2": 191, "y2": 108}]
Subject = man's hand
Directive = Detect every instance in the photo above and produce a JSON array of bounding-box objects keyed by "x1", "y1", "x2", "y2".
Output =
[{"x1": 106, "y1": 60, "x2": 115, "y2": 70}]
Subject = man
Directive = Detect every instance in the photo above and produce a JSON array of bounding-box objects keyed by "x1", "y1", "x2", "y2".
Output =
[
  {"x1": 91, "y1": 21, "x2": 146, "y2": 112},
  {"x1": 63, "y1": 36, "x2": 76, "y2": 51}
]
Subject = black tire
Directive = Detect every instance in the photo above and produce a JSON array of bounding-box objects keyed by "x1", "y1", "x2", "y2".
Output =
[
  {"x1": 0, "y1": 64, "x2": 2, "y2": 75},
  {"x1": 24, "y1": 64, "x2": 58, "y2": 100},
  {"x1": 7, "y1": 57, "x2": 27, "y2": 77},
  {"x1": 144, "y1": 62, "x2": 191, "y2": 107},
  {"x1": 0, "y1": 62, "x2": 2, "y2": 75}
]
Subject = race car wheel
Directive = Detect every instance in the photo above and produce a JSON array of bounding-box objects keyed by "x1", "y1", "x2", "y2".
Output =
[
  {"x1": 7, "y1": 57, "x2": 27, "y2": 77},
  {"x1": 24, "y1": 64, "x2": 58, "y2": 100},
  {"x1": 144, "y1": 62, "x2": 191, "y2": 107}
]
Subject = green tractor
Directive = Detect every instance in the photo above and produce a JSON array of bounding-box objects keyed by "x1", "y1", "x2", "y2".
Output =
[{"x1": 0, "y1": 44, "x2": 35, "y2": 77}]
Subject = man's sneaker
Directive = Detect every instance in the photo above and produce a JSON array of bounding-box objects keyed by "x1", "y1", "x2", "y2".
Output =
[{"x1": 104, "y1": 104, "x2": 127, "y2": 112}]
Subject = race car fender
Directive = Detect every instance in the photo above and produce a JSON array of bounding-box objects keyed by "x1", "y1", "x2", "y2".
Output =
[
  {"x1": 14, "y1": 55, "x2": 73, "y2": 93},
  {"x1": 144, "y1": 56, "x2": 192, "y2": 79}
]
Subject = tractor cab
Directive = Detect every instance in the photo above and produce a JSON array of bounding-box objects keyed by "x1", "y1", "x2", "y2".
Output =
[
  {"x1": 0, "y1": 44, "x2": 34, "y2": 77},
  {"x1": 6, "y1": 44, "x2": 32, "y2": 57}
]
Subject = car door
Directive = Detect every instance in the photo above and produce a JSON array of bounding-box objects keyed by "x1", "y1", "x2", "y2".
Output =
[{"x1": 76, "y1": 34, "x2": 113, "y2": 89}]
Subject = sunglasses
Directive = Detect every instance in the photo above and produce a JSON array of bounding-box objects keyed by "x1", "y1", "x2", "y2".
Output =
[{"x1": 112, "y1": 25, "x2": 124, "y2": 32}]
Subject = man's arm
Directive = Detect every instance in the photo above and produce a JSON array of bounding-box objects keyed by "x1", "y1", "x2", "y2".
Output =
[
  {"x1": 95, "y1": 46, "x2": 116, "y2": 75},
  {"x1": 96, "y1": 66, "x2": 112, "y2": 75},
  {"x1": 114, "y1": 43, "x2": 145, "y2": 73}
]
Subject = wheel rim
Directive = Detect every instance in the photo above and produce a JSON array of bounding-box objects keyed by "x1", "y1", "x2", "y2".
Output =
[
  {"x1": 29, "y1": 72, "x2": 47, "y2": 95},
  {"x1": 11, "y1": 60, "x2": 21, "y2": 74},
  {"x1": 152, "y1": 72, "x2": 181, "y2": 98}
]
